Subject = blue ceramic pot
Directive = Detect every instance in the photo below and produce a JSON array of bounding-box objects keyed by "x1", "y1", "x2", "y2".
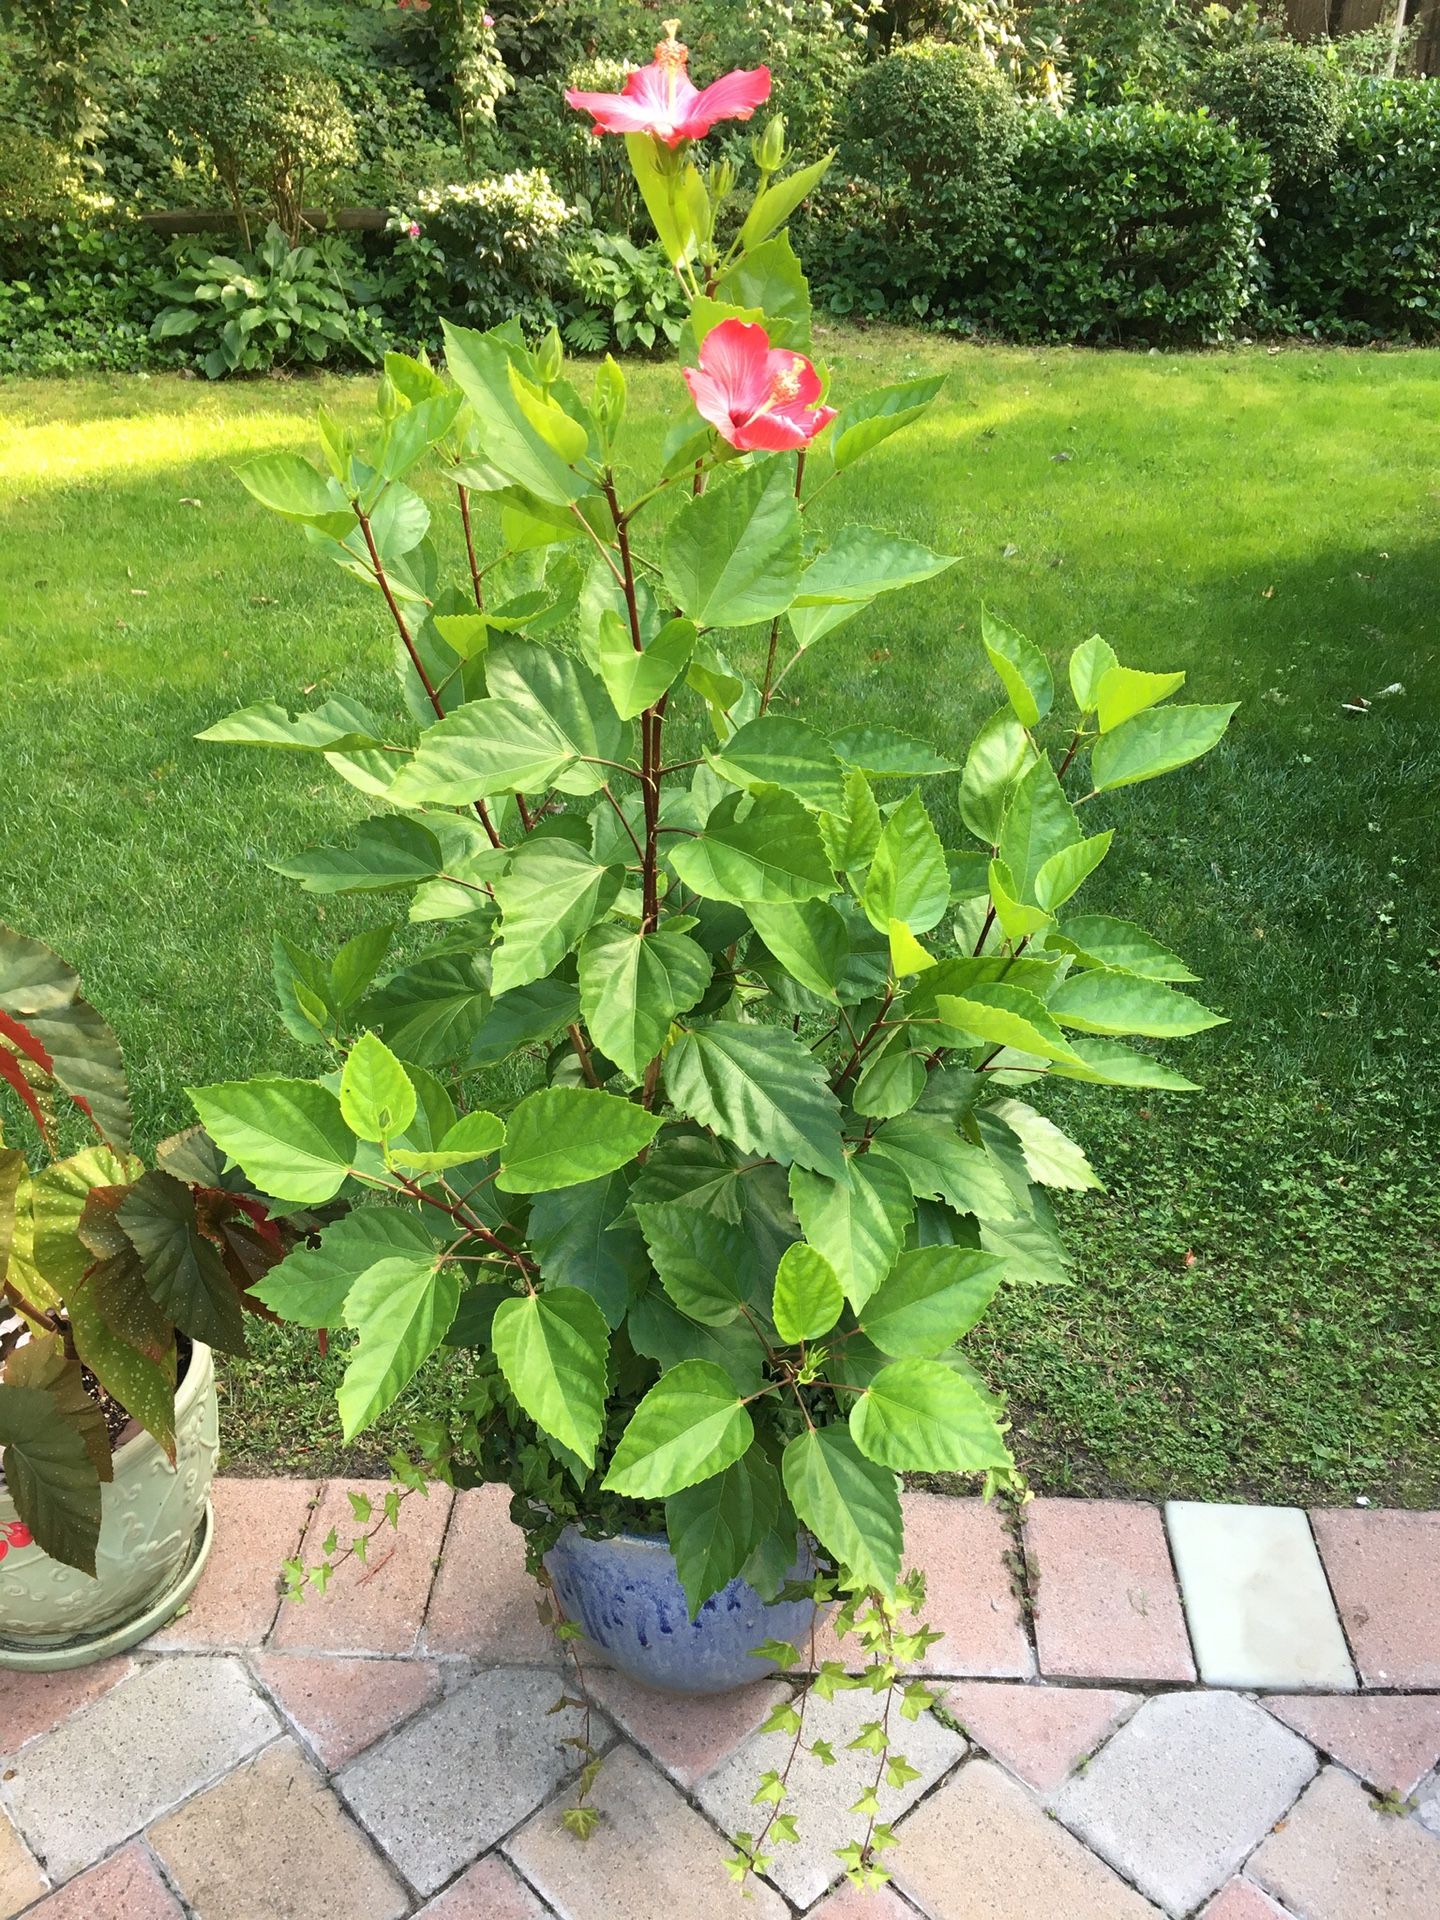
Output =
[{"x1": 543, "y1": 1526, "x2": 822, "y2": 1696}]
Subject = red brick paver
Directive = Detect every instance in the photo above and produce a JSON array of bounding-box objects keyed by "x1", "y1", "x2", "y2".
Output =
[
  {"x1": 0, "y1": 1656, "x2": 133, "y2": 1756},
  {"x1": 269, "y1": 1479, "x2": 453, "y2": 1655},
  {"x1": 1026, "y1": 1499, "x2": 1195, "y2": 1682},
  {"x1": 423, "y1": 1483, "x2": 554, "y2": 1661},
  {"x1": 22, "y1": 1843, "x2": 183, "y2": 1920},
  {"x1": 1311, "y1": 1509, "x2": 1440, "y2": 1687},
  {"x1": 817, "y1": 1492, "x2": 1031, "y2": 1677},
  {"x1": 808, "y1": 1884, "x2": 922, "y2": 1919},
  {"x1": 1262, "y1": 1693, "x2": 1440, "y2": 1799},
  {"x1": 943, "y1": 1681, "x2": 1137, "y2": 1792},
  {"x1": 252, "y1": 1651, "x2": 443, "y2": 1768},
  {"x1": 1200, "y1": 1880, "x2": 1293, "y2": 1920},
  {"x1": 415, "y1": 1854, "x2": 549, "y2": 1918},
  {"x1": 150, "y1": 1477, "x2": 318, "y2": 1650},
  {"x1": 586, "y1": 1668, "x2": 790, "y2": 1787}
]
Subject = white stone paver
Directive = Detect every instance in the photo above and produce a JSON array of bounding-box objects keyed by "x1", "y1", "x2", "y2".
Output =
[
  {"x1": 1, "y1": 1656, "x2": 278, "y2": 1881},
  {"x1": 695, "y1": 1677, "x2": 966, "y2": 1908},
  {"x1": 1167, "y1": 1503, "x2": 1356, "y2": 1691},
  {"x1": 1052, "y1": 1690, "x2": 1317, "y2": 1919},
  {"x1": 338, "y1": 1666, "x2": 603, "y2": 1896}
]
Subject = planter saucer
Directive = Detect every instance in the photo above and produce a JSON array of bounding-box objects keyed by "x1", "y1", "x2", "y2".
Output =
[{"x1": 0, "y1": 1500, "x2": 214, "y2": 1673}]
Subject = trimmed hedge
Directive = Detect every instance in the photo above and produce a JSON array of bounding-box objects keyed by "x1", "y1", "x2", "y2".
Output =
[
  {"x1": 975, "y1": 105, "x2": 1270, "y2": 345},
  {"x1": 1262, "y1": 80, "x2": 1440, "y2": 341}
]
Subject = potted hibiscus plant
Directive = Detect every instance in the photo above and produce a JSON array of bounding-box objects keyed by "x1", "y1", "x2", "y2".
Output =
[
  {"x1": 192, "y1": 24, "x2": 1236, "y2": 1890},
  {"x1": 0, "y1": 925, "x2": 320, "y2": 1669}
]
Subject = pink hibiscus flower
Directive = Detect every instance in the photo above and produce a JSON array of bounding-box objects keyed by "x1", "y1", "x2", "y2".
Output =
[
  {"x1": 566, "y1": 25, "x2": 770, "y2": 149},
  {"x1": 683, "y1": 318, "x2": 836, "y2": 453}
]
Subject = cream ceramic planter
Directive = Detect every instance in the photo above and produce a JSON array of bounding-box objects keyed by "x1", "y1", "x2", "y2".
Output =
[{"x1": 0, "y1": 1341, "x2": 219, "y2": 1670}]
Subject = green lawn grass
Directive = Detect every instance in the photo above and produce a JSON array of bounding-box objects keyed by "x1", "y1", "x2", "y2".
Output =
[{"x1": 3, "y1": 332, "x2": 1438, "y2": 1503}]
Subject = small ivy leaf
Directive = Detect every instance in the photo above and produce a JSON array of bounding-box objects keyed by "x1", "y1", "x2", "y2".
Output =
[{"x1": 561, "y1": 1804, "x2": 601, "y2": 1840}]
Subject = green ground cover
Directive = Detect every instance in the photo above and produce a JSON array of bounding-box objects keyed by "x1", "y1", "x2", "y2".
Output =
[{"x1": 3, "y1": 332, "x2": 1437, "y2": 1503}]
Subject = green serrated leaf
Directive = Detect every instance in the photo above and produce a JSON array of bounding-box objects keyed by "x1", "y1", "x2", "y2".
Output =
[
  {"x1": 851, "y1": 1357, "x2": 1013, "y2": 1474},
  {"x1": 782, "y1": 1424, "x2": 901, "y2": 1593},
  {"x1": 603, "y1": 1360, "x2": 753, "y2": 1498},
  {"x1": 493, "y1": 1287, "x2": 611, "y2": 1466},
  {"x1": 860, "y1": 1246, "x2": 1005, "y2": 1357},
  {"x1": 338, "y1": 1254, "x2": 459, "y2": 1439},
  {"x1": 188, "y1": 1079, "x2": 355, "y2": 1206},
  {"x1": 340, "y1": 1032, "x2": 417, "y2": 1143},
  {"x1": 664, "y1": 1022, "x2": 845, "y2": 1178},
  {"x1": 496, "y1": 1087, "x2": 662, "y2": 1193},
  {"x1": 772, "y1": 1241, "x2": 843, "y2": 1344}
]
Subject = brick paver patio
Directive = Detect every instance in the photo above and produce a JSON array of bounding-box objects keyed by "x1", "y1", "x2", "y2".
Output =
[{"x1": 3, "y1": 1481, "x2": 1438, "y2": 1919}]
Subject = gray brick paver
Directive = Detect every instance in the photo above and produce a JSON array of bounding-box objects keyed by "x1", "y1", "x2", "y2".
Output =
[
  {"x1": 338, "y1": 1665, "x2": 602, "y2": 1896},
  {"x1": 2, "y1": 1655, "x2": 278, "y2": 1882},
  {"x1": 1052, "y1": 1690, "x2": 1318, "y2": 1918},
  {"x1": 695, "y1": 1673, "x2": 966, "y2": 1907},
  {"x1": 506, "y1": 1743, "x2": 788, "y2": 1920}
]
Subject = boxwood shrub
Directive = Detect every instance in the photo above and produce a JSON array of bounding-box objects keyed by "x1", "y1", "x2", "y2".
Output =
[
  {"x1": 1261, "y1": 80, "x2": 1440, "y2": 341},
  {"x1": 975, "y1": 105, "x2": 1269, "y2": 345}
]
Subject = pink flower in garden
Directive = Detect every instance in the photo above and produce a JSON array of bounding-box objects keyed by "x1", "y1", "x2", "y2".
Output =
[
  {"x1": 565, "y1": 24, "x2": 770, "y2": 149},
  {"x1": 406, "y1": 221, "x2": 422, "y2": 239},
  {"x1": 683, "y1": 318, "x2": 836, "y2": 453}
]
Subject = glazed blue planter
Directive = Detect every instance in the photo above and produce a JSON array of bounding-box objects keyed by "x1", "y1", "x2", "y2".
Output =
[{"x1": 543, "y1": 1526, "x2": 822, "y2": 1696}]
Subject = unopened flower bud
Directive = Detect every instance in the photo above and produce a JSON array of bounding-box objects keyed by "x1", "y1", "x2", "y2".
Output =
[
  {"x1": 753, "y1": 114, "x2": 786, "y2": 174},
  {"x1": 536, "y1": 325, "x2": 564, "y2": 387},
  {"x1": 593, "y1": 354, "x2": 626, "y2": 442}
]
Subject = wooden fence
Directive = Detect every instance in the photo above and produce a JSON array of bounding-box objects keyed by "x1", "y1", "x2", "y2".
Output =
[{"x1": 1286, "y1": 0, "x2": 1440, "y2": 72}]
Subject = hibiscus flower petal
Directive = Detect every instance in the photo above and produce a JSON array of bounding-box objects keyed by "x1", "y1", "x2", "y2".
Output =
[
  {"x1": 565, "y1": 86, "x2": 674, "y2": 137},
  {"x1": 696, "y1": 319, "x2": 775, "y2": 419},
  {"x1": 739, "y1": 402, "x2": 837, "y2": 453},
  {"x1": 759, "y1": 348, "x2": 825, "y2": 410},
  {"x1": 733, "y1": 411, "x2": 815, "y2": 453},
  {"x1": 682, "y1": 66, "x2": 773, "y2": 136},
  {"x1": 683, "y1": 365, "x2": 742, "y2": 444}
]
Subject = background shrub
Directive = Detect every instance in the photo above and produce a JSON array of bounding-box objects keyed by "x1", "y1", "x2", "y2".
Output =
[
  {"x1": 373, "y1": 169, "x2": 581, "y2": 349},
  {"x1": 1262, "y1": 79, "x2": 1440, "y2": 341},
  {"x1": 1195, "y1": 39, "x2": 1346, "y2": 185},
  {"x1": 0, "y1": 219, "x2": 170, "y2": 375},
  {"x1": 562, "y1": 232, "x2": 688, "y2": 352},
  {"x1": 157, "y1": 30, "x2": 358, "y2": 246},
  {"x1": 825, "y1": 39, "x2": 1022, "y2": 315},
  {"x1": 976, "y1": 104, "x2": 1269, "y2": 344},
  {"x1": 150, "y1": 223, "x2": 383, "y2": 379}
]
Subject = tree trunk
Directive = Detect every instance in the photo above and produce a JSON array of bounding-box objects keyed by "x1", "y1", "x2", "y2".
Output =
[{"x1": 1386, "y1": 0, "x2": 1410, "y2": 77}]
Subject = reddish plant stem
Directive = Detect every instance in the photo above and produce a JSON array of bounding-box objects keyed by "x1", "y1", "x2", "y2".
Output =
[
  {"x1": 832, "y1": 989, "x2": 894, "y2": 1091},
  {"x1": 392, "y1": 1171, "x2": 534, "y2": 1279},
  {"x1": 457, "y1": 484, "x2": 484, "y2": 610},
  {"x1": 567, "y1": 1022, "x2": 602, "y2": 1088},
  {"x1": 604, "y1": 474, "x2": 663, "y2": 932},
  {"x1": 355, "y1": 502, "x2": 503, "y2": 851}
]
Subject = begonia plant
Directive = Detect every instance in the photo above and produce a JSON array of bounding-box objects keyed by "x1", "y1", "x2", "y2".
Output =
[
  {"x1": 0, "y1": 926, "x2": 320, "y2": 1575},
  {"x1": 192, "y1": 23, "x2": 1235, "y2": 1889}
]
